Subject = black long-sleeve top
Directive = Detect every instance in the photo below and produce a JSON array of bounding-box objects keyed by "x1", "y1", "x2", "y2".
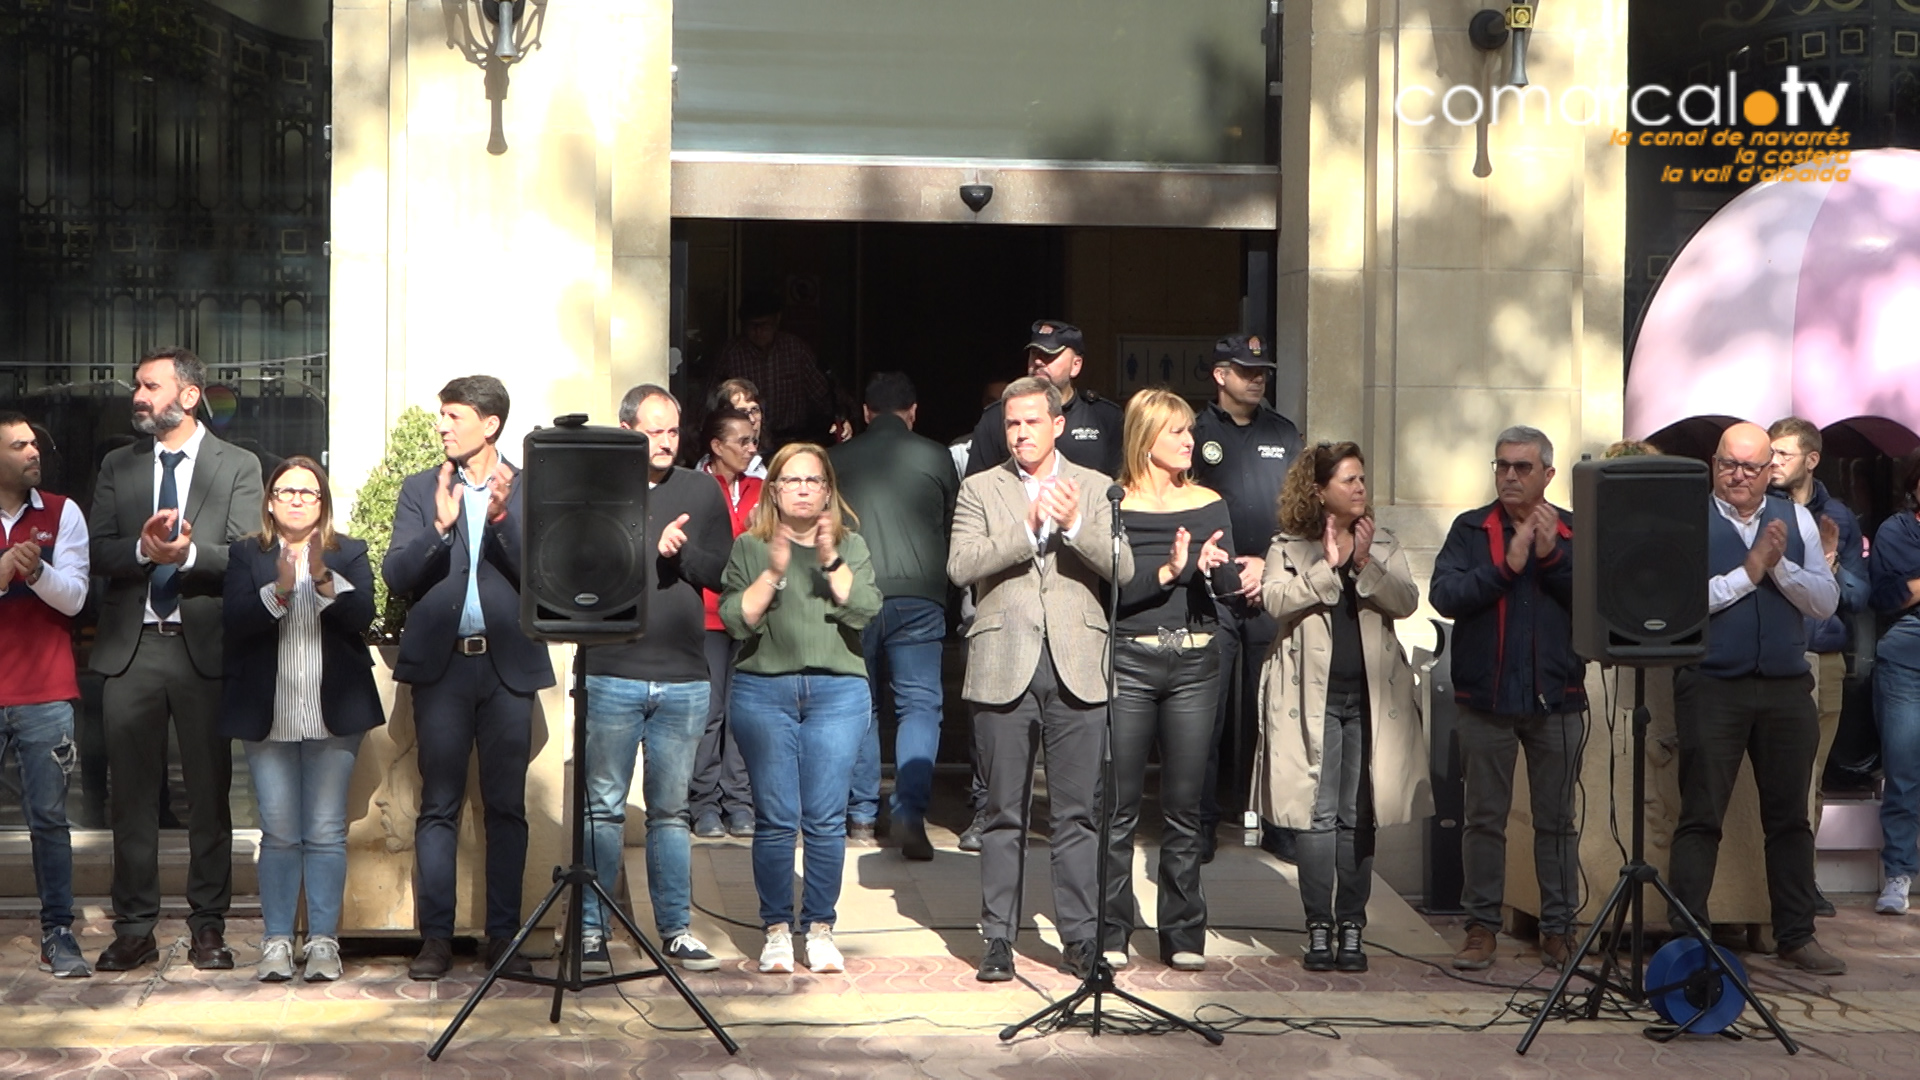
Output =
[
  {"x1": 1117, "y1": 500, "x2": 1238, "y2": 636},
  {"x1": 583, "y1": 466, "x2": 734, "y2": 683}
]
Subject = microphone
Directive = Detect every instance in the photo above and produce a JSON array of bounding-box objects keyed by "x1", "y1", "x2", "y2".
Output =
[{"x1": 1107, "y1": 484, "x2": 1125, "y2": 538}]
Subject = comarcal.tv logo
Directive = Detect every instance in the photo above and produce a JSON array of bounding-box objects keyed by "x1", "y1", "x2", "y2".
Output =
[{"x1": 1397, "y1": 66, "x2": 1854, "y2": 182}]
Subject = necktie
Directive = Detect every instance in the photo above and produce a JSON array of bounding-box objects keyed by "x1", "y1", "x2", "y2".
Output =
[{"x1": 151, "y1": 449, "x2": 186, "y2": 620}]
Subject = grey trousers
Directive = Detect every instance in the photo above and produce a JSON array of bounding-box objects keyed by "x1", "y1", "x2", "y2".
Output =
[
  {"x1": 1297, "y1": 689, "x2": 1373, "y2": 927},
  {"x1": 103, "y1": 628, "x2": 232, "y2": 937},
  {"x1": 1457, "y1": 705, "x2": 1586, "y2": 936},
  {"x1": 972, "y1": 641, "x2": 1105, "y2": 943}
]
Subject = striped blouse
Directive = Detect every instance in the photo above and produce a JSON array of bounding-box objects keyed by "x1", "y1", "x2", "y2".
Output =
[{"x1": 257, "y1": 551, "x2": 354, "y2": 742}]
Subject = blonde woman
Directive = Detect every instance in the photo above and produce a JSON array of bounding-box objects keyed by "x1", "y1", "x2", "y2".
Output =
[
  {"x1": 1101, "y1": 389, "x2": 1237, "y2": 972},
  {"x1": 1257, "y1": 442, "x2": 1430, "y2": 973},
  {"x1": 720, "y1": 442, "x2": 882, "y2": 975}
]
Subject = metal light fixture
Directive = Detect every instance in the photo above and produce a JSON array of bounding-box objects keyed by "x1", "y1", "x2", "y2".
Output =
[
  {"x1": 1470, "y1": 2, "x2": 1538, "y2": 88},
  {"x1": 442, "y1": 0, "x2": 551, "y2": 154}
]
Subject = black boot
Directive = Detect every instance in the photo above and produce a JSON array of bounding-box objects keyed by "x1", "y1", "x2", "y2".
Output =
[
  {"x1": 1303, "y1": 921, "x2": 1336, "y2": 972},
  {"x1": 1335, "y1": 922, "x2": 1368, "y2": 972}
]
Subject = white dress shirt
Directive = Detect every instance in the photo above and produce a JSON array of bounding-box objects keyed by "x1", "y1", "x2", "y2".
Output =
[
  {"x1": 1706, "y1": 494, "x2": 1839, "y2": 620},
  {"x1": 134, "y1": 422, "x2": 210, "y2": 625},
  {"x1": 1, "y1": 488, "x2": 90, "y2": 617},
  {"x1": 1017, "y1": 452, "x2": 1082, "y2": 551}
]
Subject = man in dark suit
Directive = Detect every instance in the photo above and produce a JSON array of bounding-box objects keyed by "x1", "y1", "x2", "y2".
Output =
[
  {"x1": 382, "y1": 375, "x2": 556, "y2": 980},
  {"x1": 948, "y1": 377, "x2": 1132, "y2": 983},
  {"x1": 88, "y1": 346, "x2": 263, "y2": 972}
]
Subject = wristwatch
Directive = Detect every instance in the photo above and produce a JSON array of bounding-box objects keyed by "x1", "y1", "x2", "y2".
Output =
[{"x1": 823, "y1": 556, "x2": 846, "y2": 572}]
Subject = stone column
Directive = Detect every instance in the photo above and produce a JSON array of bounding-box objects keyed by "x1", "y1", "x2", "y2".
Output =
[{"x1": 327, "y1": 0, "x2": 675, "y2": 933}]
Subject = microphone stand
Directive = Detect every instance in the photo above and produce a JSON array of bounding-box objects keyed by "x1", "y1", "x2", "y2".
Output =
[{"x1": 999, "y1": 485, "x2": 1224, "y2": 1045}]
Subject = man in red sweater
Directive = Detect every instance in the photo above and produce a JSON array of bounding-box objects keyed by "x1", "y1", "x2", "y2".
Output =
[{"x1": 0, "y1": 411, "x2": 92, "y2": 978}]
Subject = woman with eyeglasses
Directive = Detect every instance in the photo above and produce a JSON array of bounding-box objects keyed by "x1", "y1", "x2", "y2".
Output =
[
  {"x1": 1100, "y1": 389, "x2": 1238, "y2": 972},
  {"x1": 219, "y1": 456, "x2": 385, "y2": 982},
  {"x1": 719, "y1": 442, "x2": 881, "y2": 975},
  {"x1": 1257, "y1": 442, "x2": 1429, "y2": 973},
  {"x1": 688, "y1": 405, "x2": 764, "y2": 838}
]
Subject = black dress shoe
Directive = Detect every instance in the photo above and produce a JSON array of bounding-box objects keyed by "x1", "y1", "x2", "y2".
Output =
[
  {"x1": 977, "y1": 937, "x2": 1015, "y2": 982},
  {"x1": 189, "y1": 927, "x2": 235, "y2": 970},
  {"x1": 485, "y1": 936, "x2": 534, "y2": 977},
  {"x1": 894, "y1": 817, "x2": 934, "y2": 861},
  {"x1": 96, "y1": 933, "x2": 160, "y2": 972},
  {"x1": 1814, "y1": 887, "x2": 1837, "y2": 918},
  {"x1": 1060, "y1": 938, "x2": 1097, "y2": 979},
  {"x1": 958, "y1": 808, "x2": 987, "y2": 853},
  {"x1": 409, "y1": 937, "x2": 453, "y2": 981}
]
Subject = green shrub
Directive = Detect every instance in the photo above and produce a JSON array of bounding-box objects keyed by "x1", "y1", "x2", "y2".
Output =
[{"x1": 349, "y1": 406, "x2": 443, "y2": 640}]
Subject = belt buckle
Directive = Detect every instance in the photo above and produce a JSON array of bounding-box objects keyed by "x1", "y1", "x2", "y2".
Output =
[
  {"x1": 459, "y1": 635, "x2": 488, "y2": 656},
  {"x1": 153, "y1": 622, "x2": 181, "y2": 638},
  {"x1": 1157, "y1": 627, "x2": 1190, "y2": 650}
]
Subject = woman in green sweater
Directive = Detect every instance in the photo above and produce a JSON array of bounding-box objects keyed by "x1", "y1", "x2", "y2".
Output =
[{"x1": 720, "y1": 442, "x2": 882, "y2": 976}]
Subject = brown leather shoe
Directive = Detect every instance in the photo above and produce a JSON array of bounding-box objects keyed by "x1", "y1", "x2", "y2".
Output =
[
  {"x1": 1539, "y1": 932, "x2": 1575, "y2": 970},
  {"x1": 189, "y1": 926, "x2": 235, "y2": 970},
  {"x1": 95, "y1": 933, "x2": 160, "y2": 972},
  {"x1": 484, "y1": 936, "x2": 534, "y2": 977},
  {"x1": 1452, "y1": 923, "x2": 1497, "y2": 970},
  {"x1": 409, "y1": 937, "x2": 453, "y2": 981},
  {"x1": 1776, "y1": 938, "x2": 1847, "y2": 976}
]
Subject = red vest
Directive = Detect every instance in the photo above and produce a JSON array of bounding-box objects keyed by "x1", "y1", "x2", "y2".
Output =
[
  {"x1": 703, "y1": 472, "x2": 764, "y2": 631},
  {"x1": 1, "y1": 492, "x2": 79, "y2": 707}
]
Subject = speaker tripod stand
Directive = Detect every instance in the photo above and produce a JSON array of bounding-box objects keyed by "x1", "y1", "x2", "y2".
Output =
[
  {"x1": 998, "y1": 487, "x2": 1224, "y2": 1045},
  {"x1": 1516, "y1": 666, "x2": 1796, "y2": 1056},
  {"x1": 428, "y1": 650, "x2": 739, "y2": 1060}
]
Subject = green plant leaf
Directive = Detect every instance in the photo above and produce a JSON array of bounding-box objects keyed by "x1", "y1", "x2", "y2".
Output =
[{"x1": 347, "y1": 406, "x2": 443, "y2": 639}]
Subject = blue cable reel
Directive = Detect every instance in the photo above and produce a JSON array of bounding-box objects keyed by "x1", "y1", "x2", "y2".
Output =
[{"x1": 1645, "y1": 937, "x2": 1750, "y2": 1034}]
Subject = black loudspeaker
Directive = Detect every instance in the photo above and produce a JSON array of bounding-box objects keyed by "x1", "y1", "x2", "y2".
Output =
[
  {"x1": 520, "y1": 417, "x2": 649, "y2": 643},
  {"x1": 1572, "y1": 456, "x2": 1710, "y2": 665}
]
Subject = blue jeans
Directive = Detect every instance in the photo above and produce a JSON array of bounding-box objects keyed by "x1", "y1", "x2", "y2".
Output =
[
  {"x1": 851, "y1": 597, "x2": 947, "y2": 824},
  {"x1": 243, "y1": 732, "x2": 365, "y2": 939},
  {"x1": 1877, "y1": 657, "x2": 1920, "y2": 879},
  {"x1": 1, "y1": 702, "x2": 78, "y2": 930},
  {"x1": 731, "y1": 672, "x2": 870, "y2": 927},
  {"x1": 583, "y1": 676, "x2": 710, "y2": 938}
]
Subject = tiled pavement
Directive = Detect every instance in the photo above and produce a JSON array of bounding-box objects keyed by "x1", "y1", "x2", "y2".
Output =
[{"x1": 5, "y1": 827, "x2": 1920, "y2": 1079}]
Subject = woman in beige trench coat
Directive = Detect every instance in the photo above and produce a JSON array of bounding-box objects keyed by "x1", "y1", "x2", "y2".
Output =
[{"x1": 1254, "y1": 442, "x2": 1433, "y2": 972}]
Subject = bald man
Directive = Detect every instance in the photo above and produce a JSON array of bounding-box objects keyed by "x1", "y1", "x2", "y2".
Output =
[{"x1": 1669, "y1": 422, "x2": 1844, "y2": 975}]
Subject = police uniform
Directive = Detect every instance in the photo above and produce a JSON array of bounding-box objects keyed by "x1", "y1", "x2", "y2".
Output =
[
  {"x1": 1190, "y1": 333, "x2": 1303, "y2": 848},
  {"x1": 964, "y1": 389, "x2": 1124, "y2": 480}
]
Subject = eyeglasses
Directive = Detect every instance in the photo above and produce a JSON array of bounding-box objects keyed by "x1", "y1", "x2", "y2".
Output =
[
  {"x1": 1492, "y1": 459, "x2": 1537, "y2": 478},
  {"x1": 737, "y1": 404, "x2": 764, "y2": 420},
  {"x1": 272, "y1": 487, "x2": 322, "y2": 505},
  {"x1": 774, "y1": 474, "x2": 827, "y2": 491},
  {"x1": 1713, "y1": 456, "x2": 1769, "y2": 479}
]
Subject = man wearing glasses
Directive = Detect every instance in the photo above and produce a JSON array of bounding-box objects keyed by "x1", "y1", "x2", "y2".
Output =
[
  {"x1": 1430, "y1": 426, "x2": 1584, "y2": 972},
  {"x1": 1670, "y1": 421, "x2": 1843, "y2": 975}
]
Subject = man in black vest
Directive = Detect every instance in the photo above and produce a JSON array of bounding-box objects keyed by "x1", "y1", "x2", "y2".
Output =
[{"x1": 1670, "y1": 422, "x2": 1842, "y2": 975}]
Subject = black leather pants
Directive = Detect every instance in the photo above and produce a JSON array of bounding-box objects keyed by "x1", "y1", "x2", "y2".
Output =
[{"x1": 1103, "y1": 637, "x2": 1222, "y2": 960}]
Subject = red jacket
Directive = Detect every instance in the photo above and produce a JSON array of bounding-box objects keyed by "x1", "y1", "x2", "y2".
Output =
[{"x1": 703, "y1": 471, "x2": 763, "y2": 631}]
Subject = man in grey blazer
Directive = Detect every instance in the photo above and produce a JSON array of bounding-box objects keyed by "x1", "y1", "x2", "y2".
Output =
[
  {"x1": 88, "y1": 346, "x2": 263, "y2": 972},
  {"x1": 949, "y1": 376, "x2": 1133, "y2": 983}
]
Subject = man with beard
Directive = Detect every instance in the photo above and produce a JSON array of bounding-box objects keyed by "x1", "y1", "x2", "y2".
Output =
[
  {"x1": 382, "y1": 375, "x2": 555, "y2": 979},
  {"x1": 88, "y1": 346, "x2": 262, "y2": 972},
  {"x1": 964, "y1": 321, "x2": 1121, "y2": 480}
]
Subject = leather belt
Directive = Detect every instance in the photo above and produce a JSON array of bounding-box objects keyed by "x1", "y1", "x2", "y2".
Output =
[
  {"x1": 146, "y1": 622, "x2": 182, "y2": 637},
  {"x1": 1131, "y1": 629, "x2": 1213, "y2": 650},
  {"x1": 458, "y1": 635, "x2": 489, "y2": 656}
]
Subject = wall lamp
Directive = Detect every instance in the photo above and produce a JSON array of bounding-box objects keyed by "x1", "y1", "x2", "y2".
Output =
[
  {"x1": 442, "y1": 0, "x2": 550, "y2": 153},
  {"x1": 1470, "y1": 2, "x2": 1538, "y2": 88}
]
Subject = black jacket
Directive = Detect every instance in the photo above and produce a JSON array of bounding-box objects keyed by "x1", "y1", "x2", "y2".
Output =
[
  {"x1": 830, "y1": 413, "x2": 960, "y2": 604},
  {"x1": 1429, "y1": 501, "x2": 1587, "y2": 716},
  {"x1": 381, "y1": 462, "x2": 556, "y2": 693},
  {"x1": 219, "y1": 536, "x2": 387, "y2": 741}
]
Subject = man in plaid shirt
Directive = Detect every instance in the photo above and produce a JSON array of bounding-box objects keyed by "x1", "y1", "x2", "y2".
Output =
[{"x1": 712, "y1": 291, "x2": 834, "y2": 450}]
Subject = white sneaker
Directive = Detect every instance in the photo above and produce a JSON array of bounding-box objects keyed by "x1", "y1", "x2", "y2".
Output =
[
  {"x1": 301, "y1": 936, "x2": 343, "y2": 982},
  {"x1": 803, "y1": 923, "x2": 844, "y2": 973},
  {"x1": 759, "y1": 924, "x2": 794, "y2": 973},
  {"x1": 1878, "y1": 875, "x2": 1912, "y2": 915},
  {"x1": 257, "y1": 936, "x2": 295, "y2": 982}
]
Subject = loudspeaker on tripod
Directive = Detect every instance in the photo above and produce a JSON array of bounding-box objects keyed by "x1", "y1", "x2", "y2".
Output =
[
  {"x1": 1571, "y1": 456, "x2": 1710, "y2": 666},
  {"x1": 519, "y1": 416, "x2": 649, "y2": 643}
]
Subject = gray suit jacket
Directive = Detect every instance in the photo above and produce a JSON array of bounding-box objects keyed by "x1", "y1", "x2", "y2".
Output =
[
  {"x1": 948, "y1": 455, "x2": 1133, "y2": 706},
  {"x1": 88, "y1": 429, "x2": 264, "y2": 679}
]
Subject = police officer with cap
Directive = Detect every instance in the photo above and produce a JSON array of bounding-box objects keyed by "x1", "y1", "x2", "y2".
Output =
[
  {"x1": 1190, "y1": 332, "x2": 1303, "y2": 860},
  {"x1": 964, "y1": 320, "x2": 1122, "y2": 479}
]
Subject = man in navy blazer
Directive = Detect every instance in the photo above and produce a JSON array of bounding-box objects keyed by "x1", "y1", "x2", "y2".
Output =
[{"x1": 381, "y1": 375, "x2": 555, "y2": 980}]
